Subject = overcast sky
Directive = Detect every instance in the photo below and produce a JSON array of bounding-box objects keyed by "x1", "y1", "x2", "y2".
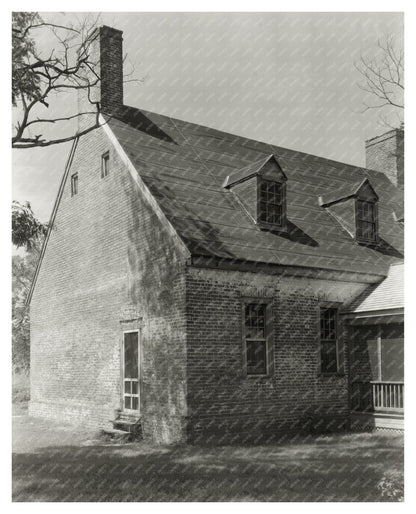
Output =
[{"x1": 12, "y1": 11, "x2": 404, "y2": 222}]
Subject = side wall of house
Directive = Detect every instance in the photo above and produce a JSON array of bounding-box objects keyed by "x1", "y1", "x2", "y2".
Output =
[
  {"x1": 29, "y1": 127, "x2": 188, "y2": 443},
  {"x1": 185, "y1": 266, "x2": 371, "y2": 443}
]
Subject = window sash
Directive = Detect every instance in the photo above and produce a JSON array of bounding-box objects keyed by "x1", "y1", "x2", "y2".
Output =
[
  {"x1": 246, "y1": 339, "x2": 267, "y2": 375},
  {"x1": 258, "y1": 179, "x2": 284, "y2": 226},
  {"x1": 356, "y1": 200, "x2": 377, "y2": 241},
  {"x1": 320, "y1": 340, "x2": 338, "y2": 373},
  {"x1": 319, "y1": 307, "x2": 339, "y2": 373},
  {"x1": 244, "y1": 302, "x2": 271, "y2": 376}
]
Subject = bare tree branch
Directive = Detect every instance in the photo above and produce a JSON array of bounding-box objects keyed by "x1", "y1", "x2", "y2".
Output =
[
  {"x1": 12, "y1": 14, "x2": 100, "y2": 148},
  {"x1": 355, "y1": 34, "x2": 404, "y2": 127},
  {"x1": 12, "y1": 13, "x2": 140, "y2": 149}
]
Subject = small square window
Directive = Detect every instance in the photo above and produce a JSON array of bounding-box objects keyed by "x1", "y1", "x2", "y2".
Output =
[
  {"x1": 101, "y1": 152, "x2": 110, "y2": 178},
  {"x1": 71, "y1": 173, "x2": 78, "y2": 196}
]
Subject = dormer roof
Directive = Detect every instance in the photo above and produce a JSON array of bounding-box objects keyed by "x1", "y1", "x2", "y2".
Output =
[
  {"x1": 223, "y1": 154, "x2": 287, "y2": 188},
  {"x1": 319, "y1": 178, "x2": 378, "y2": 208}
]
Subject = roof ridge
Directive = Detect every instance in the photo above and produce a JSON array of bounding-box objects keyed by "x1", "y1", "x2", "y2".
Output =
[{"x1": 127, "y1": 104, "x2": 381, "y2": 175}]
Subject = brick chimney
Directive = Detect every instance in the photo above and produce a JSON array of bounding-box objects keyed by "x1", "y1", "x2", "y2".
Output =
[
  {"x1": 365, "y1": 128, "x2": 404, "y2": 187},
  {"x1": 78, "y1": 26, "x2": 123, "y2": 129}
]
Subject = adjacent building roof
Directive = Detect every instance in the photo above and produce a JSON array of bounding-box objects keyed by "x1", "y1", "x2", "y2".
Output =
[
  {"x1": 345, "y1": 262, "x2": 404, "y2": 313},
  {"x1": 106, "y1": 105, "x2": 404, "y2": 278}
]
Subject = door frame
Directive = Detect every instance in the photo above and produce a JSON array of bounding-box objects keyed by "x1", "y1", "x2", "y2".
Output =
[{"x1": 121, "y1": 329, "x2": 141, "y2": 414}]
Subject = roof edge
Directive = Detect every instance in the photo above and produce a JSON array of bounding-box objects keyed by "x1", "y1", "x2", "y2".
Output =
[
  {"x1": 342, "y1": 307, "x2": 404, "y2": 318},
  {"x1": 188, "y1": 254, "x2": 387, "y2": 284},
  {"x1": 101, "y1": 116, "x2": 191, "y2": 260},
  {"x1": 26, "y1": 137, "x2": 79, "y2": 307}
]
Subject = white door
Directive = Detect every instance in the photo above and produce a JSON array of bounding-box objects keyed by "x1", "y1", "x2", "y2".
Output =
[{"x1": 122, "y1": 331, "x2": 140, "y2": 412}]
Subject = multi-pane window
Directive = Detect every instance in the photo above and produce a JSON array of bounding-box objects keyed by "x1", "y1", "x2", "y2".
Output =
[
  {"x1": 71, "y1": 173, "x2": 78, "y2": 196},
  {"x1": 320, "y1": 307, "x2": 338, "y2": 373},
  {"x1": 244, "y1": 303, "x2": 268, "y2": 375},
  {"x1": 356, "y1": 200, "x2": 377, "y2": 242},
  {"x1": 101, "y1": 152, "x2": 110, "y2": 178},
  {"x1": 258, "y1": 179, "x2": 284, "y2": 226}
]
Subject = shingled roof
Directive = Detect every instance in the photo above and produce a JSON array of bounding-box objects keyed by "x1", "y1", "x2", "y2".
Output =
[
  {"x1": 345, "y1": 262, "x2": 404, "y2": 313},
  {"x1": 106, "y1": 105, "x2": 404, "y2": 278}
]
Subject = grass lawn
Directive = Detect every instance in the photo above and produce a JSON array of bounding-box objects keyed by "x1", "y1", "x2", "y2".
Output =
[{"x1": 12, "y1": 407, "x2": 403, "y2": 502}]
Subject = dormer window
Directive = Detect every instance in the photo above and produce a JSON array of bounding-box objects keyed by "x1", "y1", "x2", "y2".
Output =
[
  {"x1": 258, "y1": 179, "x2": 285, "y2": 228},
  {"x1": 319, "y1": 178, "x2": 379, "y2": 244},
  {"x1": 356, "y1": 200, "x2": 377, "y2": 242},
  {"x1": 223, "y1": 154, "x2": 288, "y2": 232}
]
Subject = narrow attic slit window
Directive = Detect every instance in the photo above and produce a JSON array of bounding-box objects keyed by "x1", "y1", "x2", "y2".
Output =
[
  {"x1": 356, "y1": 200, "x2": 377, "y2": 242},
  {"x1": 244, "y1": 303, "x2": 268, "y2": 375},
  {"x1": 71, "y1": 173, "x2": 78, "y2": 196},
  {"x1": 320, "y1": 308, "x2": 338, "y2": 373},
  {"x1": 101, "y1": 152, "x2": 110, "y2": 178},
  {"x1": 258, "y1": 179, "x2": 284, "y2": 227}
]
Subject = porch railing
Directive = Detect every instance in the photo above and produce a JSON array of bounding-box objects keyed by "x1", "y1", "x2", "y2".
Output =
[
  {"x1": 371, "y1": 381, "x2": 404, "y2": 411},
  {"x1": 351, "y1": 381, "x2": 404, "y2": 412}
]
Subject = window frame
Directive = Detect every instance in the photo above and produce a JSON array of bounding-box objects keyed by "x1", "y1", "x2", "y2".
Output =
[
  {"x1": 122, "y1": 329, "x2": 140, "y2": 413},
  {"x1": 318, "y1": 303, "x2": 344, "y2": 376},
  {"x1": 242, "y1": 298, "x2": 274, "y2": 377},
  {"x1": 256, "y1": 177, "x2": 287, "y2": 230},
  {"x1": 355, "y1": 198, "x2": 378, "y2": 243},
  {"x1": 101, "y1": 151, "x2": 110, "y2": 178},
  {"x1": 70, "y1": 172, "x2": 78, "y2": 196}
]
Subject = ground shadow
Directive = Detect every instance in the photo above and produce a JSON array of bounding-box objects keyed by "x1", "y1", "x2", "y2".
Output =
[{"x1": 12, "y1": 431, "x2": 403, "y2": 502}]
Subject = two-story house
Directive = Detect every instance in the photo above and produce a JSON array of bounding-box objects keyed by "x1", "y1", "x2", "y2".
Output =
[{"x1": 27, "y1": 26, "x2": 404, "y2": 443}]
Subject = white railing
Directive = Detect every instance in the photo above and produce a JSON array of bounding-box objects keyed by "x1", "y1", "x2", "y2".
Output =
[{"x1": 371, "y1": 381, "x2": 404, "y2": 411}]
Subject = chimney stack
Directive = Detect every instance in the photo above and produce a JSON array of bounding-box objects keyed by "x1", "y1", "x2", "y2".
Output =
[
  {"x1": 78, "y1": 26, "x2": 124, "y2": 128},
  {"x1": 365, "y1": 128, "x2": 404, "y2": 188}
]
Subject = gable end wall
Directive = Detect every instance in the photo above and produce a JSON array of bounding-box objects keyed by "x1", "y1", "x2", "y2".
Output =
[{"x1": 29, "y1": 126, "x2": 188, "y2": 443}]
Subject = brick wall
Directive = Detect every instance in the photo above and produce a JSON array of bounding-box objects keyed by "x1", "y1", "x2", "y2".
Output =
[
  {"x1": 78, "y1": 26, "x2": 124, "y2": 131},
  {"x1": 184, "y1": 266, "x2": 369, "y2": 443},
  {"x1": 365, "y1": 128, "x2": 404, "y2": 187},
  {"x1": 29, "y1": 125, "x2": 188, "y2": 443}
]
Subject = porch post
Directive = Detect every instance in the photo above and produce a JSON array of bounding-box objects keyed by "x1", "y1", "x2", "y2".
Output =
[{"x1": 377, "y1": 327, "x2": 382, "y2": 381}]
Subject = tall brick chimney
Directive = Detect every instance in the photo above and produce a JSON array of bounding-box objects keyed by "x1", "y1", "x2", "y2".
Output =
[
  {"x1": 365, "y1": 127, "x2": 404, "y2": 187},
  {"x1": 78, "y1": 26, "x2": 123, "y2": 128}
]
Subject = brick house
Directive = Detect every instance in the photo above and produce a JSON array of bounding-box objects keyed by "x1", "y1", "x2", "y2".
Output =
[{"x1": 27, "y1": 26, "x2": 404, "y2": 443}]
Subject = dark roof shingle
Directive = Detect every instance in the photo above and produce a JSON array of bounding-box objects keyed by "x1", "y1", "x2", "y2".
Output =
[{"x1": 107, "y1": 106, "x2": 404, "y2": 277}]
